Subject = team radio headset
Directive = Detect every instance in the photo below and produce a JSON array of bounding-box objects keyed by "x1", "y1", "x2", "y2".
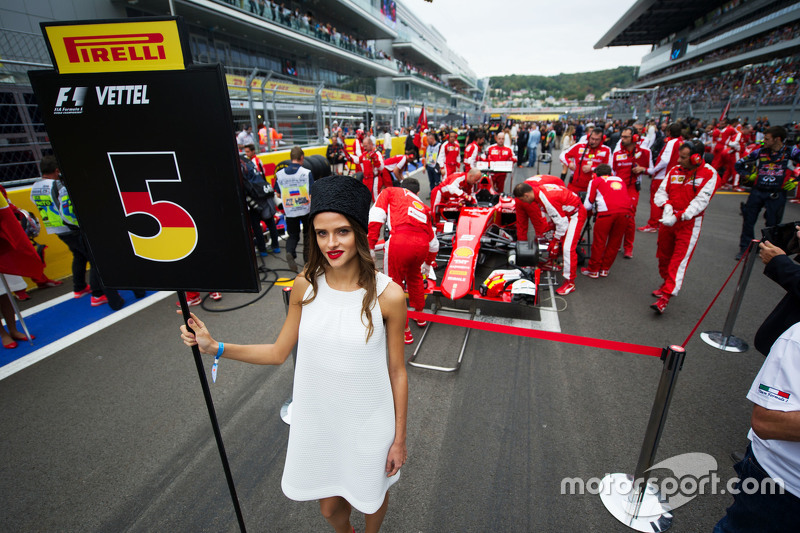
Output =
[{"x1": 575, "y1": 133, "x2": 606, "y2": 179}]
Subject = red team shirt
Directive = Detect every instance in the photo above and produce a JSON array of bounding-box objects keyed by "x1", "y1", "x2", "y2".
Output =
[
  {"x1": 463, "y1": 141, "x2": 483, "y2": 173},
  {"x1": 584, "y1": 175, "x2": 634, "y2": 215},
  {"x1": 559, "y1": 142, "x2": 612, "y2": 192},
  {"x1": 515, "y1": 175, "x2": 563, "y2": 240},
  {"x1": 612, "y1": 146, "x2": 653, "y2": 189},
  {"x1": 438, "y1": 140, "x2": 462, "y2": 177}
]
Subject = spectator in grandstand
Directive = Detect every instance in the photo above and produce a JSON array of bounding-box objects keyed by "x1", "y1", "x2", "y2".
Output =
[{"x1": 734, "y1": 126, "x2": 800, "y2": 260}]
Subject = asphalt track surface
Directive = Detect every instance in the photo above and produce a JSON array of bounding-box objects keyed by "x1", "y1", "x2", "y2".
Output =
[{"x1": 2, "y1": 163, "x2": 799, "y2": 533}]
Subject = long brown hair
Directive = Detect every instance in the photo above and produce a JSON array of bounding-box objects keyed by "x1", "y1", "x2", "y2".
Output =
[{"x1": 301, "y1": 213, "x2": 378, "y2": 341}]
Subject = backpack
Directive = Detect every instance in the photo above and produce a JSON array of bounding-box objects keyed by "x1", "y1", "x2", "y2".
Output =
[{"x1": 240, "y1": 157, "x2": 274, "y2": 211}]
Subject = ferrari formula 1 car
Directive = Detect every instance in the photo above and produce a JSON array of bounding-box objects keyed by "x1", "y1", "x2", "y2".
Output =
[{"x1": 428, "y1": 168, "x2": 542, "y2": 305}]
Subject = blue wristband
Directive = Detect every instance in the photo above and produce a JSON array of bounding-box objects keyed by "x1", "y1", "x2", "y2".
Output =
[
  {"x1": 212, "y1": 342, "x2": 224, "y2": 383},
  {"x1": 216, "y1": 342, "x2": 225, "y2": 358}
]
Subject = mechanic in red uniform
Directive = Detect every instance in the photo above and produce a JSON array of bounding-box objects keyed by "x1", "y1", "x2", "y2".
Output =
[
  {"x1": 381, "y1": 151, "x2": 416, "y2": 187},
  {"x1": 722, "y1": 124, "x2": 746, "y2": 190},
  {"x1": 612, "y1": 126, "x2": 653, "y2": 257},
  {"x1": 463, "y1": 130, "x2": 486, "y2": 173},
  {"x1": 368, "y1": 178, "x2": 439, "y2": 345},
  {"x1": 513, "y1": 181, "x2": 586, "y2": 296},
  {"x1": 559, "y1": 127, "x2": 612, "y2": 195},
  {"x1": 485, "y1": 131, "x2": 517, "y2": 194},
  {"x1": 651, "y1": 140, "x2": 718, "y2": 314},
  {"x1": 514, "y1": 174, "x2": 563, "y2": 242},
  {"x1": 582, "y1": 164, "x2": 634, "y2": 278},
  {"x1": 711, "y1": 118, "x2": 735, "y2": 176},
  {"x1": 437, "y1": 130, "x2": 462, "y2": 179},
  {"x1": 640, "y1": 122, "x2": 683, "y2": 232},
  {"x1": 430, "y1": 168, "x2": 482, "y2": 224},
  {"x1": 356, "y1": 137, "x2": 385, "y2": 202}
]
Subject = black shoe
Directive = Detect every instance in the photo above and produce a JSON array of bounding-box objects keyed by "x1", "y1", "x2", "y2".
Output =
[
  {"x1": 287, "y1": 254, "x2": 298, "y2": 273},
  {"x1": 735, "y1": 251, "x2": 744, "y2": 261},
  {"x1": 730, "y1": 451, "x2": 745, "y2": 463}
]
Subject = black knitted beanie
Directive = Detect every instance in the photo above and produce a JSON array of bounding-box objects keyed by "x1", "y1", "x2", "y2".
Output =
[{"x1": 309, "y1": 175, "x2": 372, "y2": 230}]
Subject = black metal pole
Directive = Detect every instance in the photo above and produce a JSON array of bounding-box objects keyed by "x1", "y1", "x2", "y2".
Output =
[{"x1": 178, "y1": 290, "x2": 247, "y2": 533}]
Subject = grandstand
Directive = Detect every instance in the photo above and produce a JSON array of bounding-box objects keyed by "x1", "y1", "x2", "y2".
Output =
[
  {"x1": 596, "y1": 0, "x2": 800, "y2": 124},
  {"x1": 0, "y1": 0, "x2": 485, "y2": 183}
]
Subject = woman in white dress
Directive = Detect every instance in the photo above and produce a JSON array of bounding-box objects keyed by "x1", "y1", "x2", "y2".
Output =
[{"x1": 180, "y1": 175, "x2": 408, "y2": 533}]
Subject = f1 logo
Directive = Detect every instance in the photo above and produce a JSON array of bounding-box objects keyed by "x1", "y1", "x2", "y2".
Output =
[{"x1": 56, "y1": 87, "x2": 87, "y2": 108}]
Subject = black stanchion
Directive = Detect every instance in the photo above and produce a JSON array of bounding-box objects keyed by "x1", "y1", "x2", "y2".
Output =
[
  {"x1": 700, "y1": 239, "x2": 760, "y2": 352},
  {"x1": 279, "y1": 286, "x2": 297, "y2": 424},
  {"x1": 178, "y1": 291, "x2": 247, "y2": 533},
  {"x1": 599, "y1": 345, "x2": 686, "y2": 532}
]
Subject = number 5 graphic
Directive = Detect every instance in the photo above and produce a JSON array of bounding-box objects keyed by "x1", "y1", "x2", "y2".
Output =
[{"x1": 108, "y1": 151, "x2": 198, "y2": 262}]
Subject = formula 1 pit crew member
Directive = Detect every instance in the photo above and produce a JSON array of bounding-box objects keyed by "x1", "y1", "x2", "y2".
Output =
[
  {"x1": 721, "y1": 124, "x2": 747, "y2": 190},
  {"x1": 485, "y1": 131, "x2": 517, "y2": 195},
  {"x1": 430, "y1": 168, "x2": 482, "y2": 224},
  {"x1": 513, "y1": 181, "x2": 586, "y2": 296},
  {"x1": 275, "y1": 146, "x2": 313, "y2": 273},
  {"x1": 381, "y1": 152, "x2": 416, "y2": 188},
  {"x1": 424, "y1": 130, "x2": 442, "y2": 191},
  {"x1": 612, "y1": 127, "x2": 653, "y2": 258},
  {"x1": 463, "y1": 130, "x2": 486, "y2": 173},
  {"x1": 514, "y1": 174, "x2": 564, "y2": 242},
  {"x1": 711, "y1": 118, "x2": 736, "y2": 176},
  {"x1": 734, "y1": 126, "x2": 800, "y2": 260},
  {"x1": 581, "y1": 164, "x2": 634, "y2": 278},
  {"x1": 437, "y1": 130, "x2": 462, "y2": 179},
  {"x1": 650, "y1": 141, "x2": 718, "y2": 314},
  {"x1": 639, "y1": 122, "x2": 683, "y2": 233},
  {"x1": 344, "y1": 129, "x2": 367, "y2": 173},
  {"x1": 559, "y1": 127, "x2": 612, "y2": 195},
  {"x1": 357, "y1": 137, "x2": 386, "y2": 202},
  {"x1": 368, "y1": 178, "x2": 438, "y2": 345}
]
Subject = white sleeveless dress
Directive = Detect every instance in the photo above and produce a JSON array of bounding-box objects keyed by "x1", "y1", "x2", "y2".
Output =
[{"x1": 281, "y1": 271, "x2": 399, "y2": 514}]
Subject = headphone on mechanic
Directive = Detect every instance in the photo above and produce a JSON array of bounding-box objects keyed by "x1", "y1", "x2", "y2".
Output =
[
  {"x1": 630, "y1": 126, "x2": 640, "y2": 144},
  {"x1": 688, "y1": 140, "x2": 704, "y2": 166}
]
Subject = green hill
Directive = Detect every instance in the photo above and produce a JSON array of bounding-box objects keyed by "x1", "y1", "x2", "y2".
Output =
[{"x1": 490, "y1": 67, "x2": 637, "y2": 101}]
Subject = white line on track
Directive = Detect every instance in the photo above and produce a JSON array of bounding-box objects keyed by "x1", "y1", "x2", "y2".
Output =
[{"x1": 0, "y1": 291, "x2": 174, "y2": 382}]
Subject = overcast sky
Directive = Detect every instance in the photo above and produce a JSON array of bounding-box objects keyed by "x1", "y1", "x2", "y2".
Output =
[{"x1": 406, "y1": 0, "x2": 653, "y2": 78}]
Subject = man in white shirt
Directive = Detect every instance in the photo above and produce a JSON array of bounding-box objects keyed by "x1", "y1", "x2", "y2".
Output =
[{"x1": 236, "y1": 124, "x2": 254, "y2": 149}]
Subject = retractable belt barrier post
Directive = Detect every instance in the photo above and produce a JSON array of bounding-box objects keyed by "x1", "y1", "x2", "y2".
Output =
[
  {"x1": 701, "y1": 239, "x2": 760, "y2": 352},
  {"x1": 599, "y1": 346, "x2": 685, "y2": 532}
]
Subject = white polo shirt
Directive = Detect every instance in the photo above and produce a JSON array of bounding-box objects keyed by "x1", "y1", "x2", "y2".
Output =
[{"x1": 747, "y1": 321, "x2": 800, "y2": 497}]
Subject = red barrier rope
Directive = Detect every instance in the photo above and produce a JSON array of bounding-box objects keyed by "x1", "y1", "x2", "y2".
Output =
[
  {"x1": 680, "y1": 242, "x2": 752, "y2": 348},
  {"x1": 407, "y1": 310, "x2": 663, "y2": 357}
]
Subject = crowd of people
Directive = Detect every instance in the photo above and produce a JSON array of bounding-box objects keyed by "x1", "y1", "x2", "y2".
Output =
[
  {"x1": 611, "y1": 54, "x2": 799, "y2": 118},
  {"x1": 219, "y1": 0, "x2": 381, "y2": 60},
  {"x1": 638, "y1": 20, "x2": 800, "y2": 84}
]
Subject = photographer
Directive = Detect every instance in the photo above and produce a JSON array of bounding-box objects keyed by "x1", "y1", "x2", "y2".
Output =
[
  {"x1": 735, "y1": 126, "x2": 800, "y2": 260},
  {"x1": 714, "y1": 227, "x2": 800, "y2": 532},
  {"x1": 754, "y1": 225, "x2": 800, "y2": 356}
]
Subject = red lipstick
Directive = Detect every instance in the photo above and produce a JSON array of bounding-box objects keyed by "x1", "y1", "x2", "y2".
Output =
[{"x1": 326, "y1": 250, "x2": 344, "y2": 260}]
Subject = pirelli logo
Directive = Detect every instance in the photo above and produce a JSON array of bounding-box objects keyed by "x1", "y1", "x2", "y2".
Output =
[{"x1": 44, "y1": 20, "x2": 186, "y2": 74}]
